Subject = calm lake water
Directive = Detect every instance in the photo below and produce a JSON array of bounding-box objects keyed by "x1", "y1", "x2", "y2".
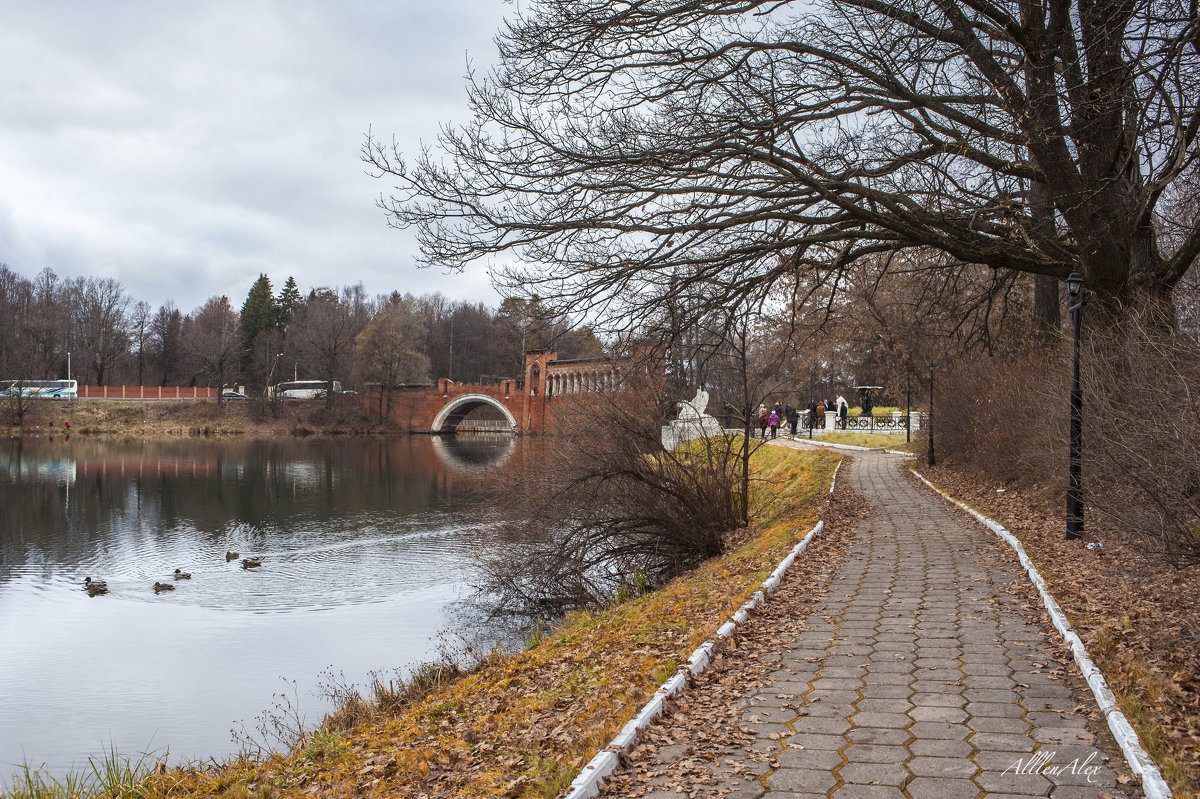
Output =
[{"x1": 0, "y1": 434, "x2": 524, "y2": 782}]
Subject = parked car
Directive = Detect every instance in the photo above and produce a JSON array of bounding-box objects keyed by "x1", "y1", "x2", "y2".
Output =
[{"x1": 222, "y1": 390, "x2": 249, "y2": 400}]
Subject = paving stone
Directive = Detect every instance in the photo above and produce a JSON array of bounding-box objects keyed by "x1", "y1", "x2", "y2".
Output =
[
  {"x1": 909, "y1": 705, "x2": 968, "y2": 723},
  {"x1": 964, "y1": 674, "x2": 1017, "y2": 689},
  {"x1": 766, "y1": 767, "x2": 837, "y2": 793},
  {"x1": 838, "y1": 761, "x2": 910, "y2": 786},
  {"x1": 965, "y1": 701, "x2": 1026, "y2": 718},
  {"x1": 786, "y1": 732, "x2": 847, "y2": 750},
  {"x1": 908, "y1": 738, "x2": 974, "y2": 758},
  {"x1": 965, "y1": 688, "x2": 1021, "y2": 703},
  {"x1": 911, "y1": 692, "x2": 967, "y2": 707},
  {"x1": 858, "y1": 684, "x2": 914, "y2": 699},
  {"x1": 841, "y1": 744, "x2": 909, "y2": 763},
  {"x1": 821, "y1": 666, "x2": 869, "y2": 679},
  {"x1": 1032, "y1": 727, "x2": 1098, "y2": 745},
  {"x1": 852, "y1": 710, "x2": 912, "y2": 728},
  {"x1": 911, "y1": 679, "x2": 965, "y2": 694},
  {"x1": 908, "y1": 721, "x2": 971, "y2": 740},
  {"x1": 905, "y1": 776, "x2": 983, "y2": 799},
  {"x1": 863, "y1": 671, "x2": 914, "y2": 685},
  {"x1": 775, "y1": 745, "x2": 845, "y2": 770},
  {"x1": 971, "y1": 732, "x2": 1038, "y2": 752},
  {"x1": 1024, "y1": 711, "x2": 1086, "y2": 728},
  {"x1": 799, "y1": 702, "x2": 857, "y2": 718},
  {"x1": 906, "y1": 756, "x2": 978, "y2": 778},
  {"x1": 966, "y1": 715, "x2": 1031, "y2": 734},
  {"x1": 794, "y1": 715, "x2": 852, "y2": 735},
  {"x1": 847, "y1": 726, "x2": 911, "y2": 745},
  {"x1": 831, "y1": 785, "x2": 907, "y2": 799}
]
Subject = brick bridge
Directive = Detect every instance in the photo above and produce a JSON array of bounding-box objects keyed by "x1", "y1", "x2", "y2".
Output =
[{"x1": 371, "y1": 351, "x2": 636, "y2": 433}]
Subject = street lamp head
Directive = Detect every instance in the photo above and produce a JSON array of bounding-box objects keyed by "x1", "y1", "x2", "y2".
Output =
[{"x1": 1066, "y1": 270, "x2": 1084, "y2": 300}]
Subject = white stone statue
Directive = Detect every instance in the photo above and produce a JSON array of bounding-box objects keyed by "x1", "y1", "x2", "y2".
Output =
[
  {"x1": 664, "y1": 387, "x2": 722, "y2": 448},
  {"x1": 677, "y1": 387, "x2": 710, "y2": 419}
]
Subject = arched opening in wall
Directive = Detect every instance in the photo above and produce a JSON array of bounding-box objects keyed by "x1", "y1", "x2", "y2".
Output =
[
  {"x1": 455, "y1": 402, "x2": 509, "y2": 432},
  {"x1": 529, "y1": 364, "x2": 540, "y2": 395},
  {"x1": 431, "y1": 394, "x2": 518, "y2": 434}
]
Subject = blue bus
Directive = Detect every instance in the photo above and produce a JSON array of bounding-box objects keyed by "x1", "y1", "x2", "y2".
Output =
[{"x1": 0, "y1": 379, "x2": 79, "y2": 399}]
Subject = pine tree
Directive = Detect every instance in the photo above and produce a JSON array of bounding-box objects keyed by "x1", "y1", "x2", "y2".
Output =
[
  {"x1": 276, "y1": 276, "x2": 301, "y2": 331},
  {"x1": 240, "y1": 274, "x2": 277, "y2": 354}
]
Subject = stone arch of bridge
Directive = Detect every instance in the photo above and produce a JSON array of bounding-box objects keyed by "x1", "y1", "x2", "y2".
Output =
[{"x1": 430, "y1": 393, "x2": 518, "y2": 433}]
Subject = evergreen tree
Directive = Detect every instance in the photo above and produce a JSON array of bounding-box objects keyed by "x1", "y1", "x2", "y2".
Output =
[
  {"x1": 276, "y1": 276, "x2": 301, "y2": 330},
  {"x1": 240, "y1": 274, "x2": 277, "y2": 355}
]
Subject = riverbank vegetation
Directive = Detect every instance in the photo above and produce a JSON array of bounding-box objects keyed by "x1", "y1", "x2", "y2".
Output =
[
  {"x1": 2, "y1": 398, "x2": 378, "y2": 439},
  {"x1": 4, "y1": 443, "x2": 839, "y2": 799}
]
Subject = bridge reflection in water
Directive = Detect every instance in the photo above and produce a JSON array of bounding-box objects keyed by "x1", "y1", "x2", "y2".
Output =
[{"x1": 0, "y1": 434, "x2": 532, "y2": 780}]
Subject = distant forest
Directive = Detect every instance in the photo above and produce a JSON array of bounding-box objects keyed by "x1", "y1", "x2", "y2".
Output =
[{"x1": 0, "y1": 264, "x2": 604, "y2": 392}]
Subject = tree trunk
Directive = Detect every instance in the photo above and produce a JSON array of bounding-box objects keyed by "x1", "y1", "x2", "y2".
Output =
[{"x1": 1033, "y1": 275, "x2": 1061, "y2": 339}]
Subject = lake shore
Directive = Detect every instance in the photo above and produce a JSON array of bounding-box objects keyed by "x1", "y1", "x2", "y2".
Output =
[
  {"x1": 3, "y1": 443, "x2": 843, "y2": 799},
  {"x1": 3, "y1": 398, "x2": 389, "y2": 439}
]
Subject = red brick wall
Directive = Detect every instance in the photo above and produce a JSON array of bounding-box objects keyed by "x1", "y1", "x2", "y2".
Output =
[{"x1": 78, "y1": 385, "x2": 218, "y2": 399}]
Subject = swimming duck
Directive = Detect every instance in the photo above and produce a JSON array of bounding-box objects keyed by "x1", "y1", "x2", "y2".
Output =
[
  {"x1": 225, "y1": 551, "x2": 240, "y2": 562},
  {"x1": 241, "y1": 558, "x2": 262, "y2": 569},
  {"x1": 173, "y1": 569, "x2": 191, "y2": 580},
  {"x1": 84, "y1": 577, "x2": 109, "y2": 596},
  {"x1": 153, "y1": 581, "x2": 176, "y2": 592}
]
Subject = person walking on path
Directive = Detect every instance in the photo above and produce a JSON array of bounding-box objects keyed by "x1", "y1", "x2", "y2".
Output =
[
  {"x1": 598, "y1": 447, "x2": 1127, "y2": 799},
  {"x1": 767, "y1": 409, "x2": 780, "y2": 439},
  {"x1": 757, "y1": 409, "x2": 769, "y2": 440}
]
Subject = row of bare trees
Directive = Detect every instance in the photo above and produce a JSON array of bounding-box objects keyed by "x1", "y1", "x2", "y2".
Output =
[{"x1": 0, "y1": 264, "x2": 607, "y2": 401}]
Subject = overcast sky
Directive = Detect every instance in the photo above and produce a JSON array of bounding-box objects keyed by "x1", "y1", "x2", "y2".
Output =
[{"x1": 0, "y1": 1, "x2": 510, "y2": 314}]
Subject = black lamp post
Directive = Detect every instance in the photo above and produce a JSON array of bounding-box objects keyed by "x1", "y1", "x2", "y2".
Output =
[
  {"x1": 1066, "y1": 270, "x2": 1086, "y2": 540},
  {"x1": 905, "y1": 357, "x2": 912, "y2": 444},
  {"x1": 927, "y1": 360, "x2": 935, "y2": 466}
]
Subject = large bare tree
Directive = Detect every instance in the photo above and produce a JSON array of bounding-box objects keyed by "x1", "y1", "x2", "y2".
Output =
[{"x1": 368, "y1": 0, "x2": 1200, "y2": 329}]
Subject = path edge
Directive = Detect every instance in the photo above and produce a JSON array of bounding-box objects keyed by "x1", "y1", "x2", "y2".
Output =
[
  {"x1": 561, "y1": 458, "x2": 844, "y2": 799},
  {"x1": 911, "y1": 469, "x2": 1172, "y2": 799}
]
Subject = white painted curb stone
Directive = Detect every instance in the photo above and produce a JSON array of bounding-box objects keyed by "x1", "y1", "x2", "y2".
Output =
[
  {"x1": 912, "y1": 469, "x2": 1172, "y2": 799},
  {"x1": 561, "y1": 460, "x2": 843, "y2": 798}
]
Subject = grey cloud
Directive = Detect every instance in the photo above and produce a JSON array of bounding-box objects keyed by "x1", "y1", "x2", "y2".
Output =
[{"x1": 0, "y1": 0, "x2": 508, "y2": 311}]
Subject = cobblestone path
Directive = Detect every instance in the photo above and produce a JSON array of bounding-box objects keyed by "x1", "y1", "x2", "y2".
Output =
[{"x1": 604, "y1": 448, "x2": 1126, "y2": 799}]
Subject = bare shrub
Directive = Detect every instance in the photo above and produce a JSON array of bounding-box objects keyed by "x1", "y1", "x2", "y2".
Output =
[
  {"x1": 933, "y1": 315, "x2": 1200, "y2": 567},
  {"x1": 1081, "y1": 315, "x2": 1200, "y2": 566},
  {"x1": 473, "y1": 388, "x2": 744, "y2": 616},
  {"x1": 318, "y1": 661, "x2": 465, "y2": 735},
  {"x1": 930, "y1": 348, "x2": 1064, "y2": 485}
]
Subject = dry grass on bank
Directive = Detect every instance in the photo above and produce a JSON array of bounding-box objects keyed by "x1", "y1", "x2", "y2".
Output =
[
  {"x1": 2, "y1": 399, "x2": 381, "y2": 438},
  {"x1": 918, "y1": 463, "x2": 1200, "y2": 798},
  {"x1": 5, "y1": 444, "x2": 839, "y2": 799}
]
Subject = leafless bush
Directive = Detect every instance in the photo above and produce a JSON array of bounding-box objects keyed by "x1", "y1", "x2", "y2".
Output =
[
  {"x1": 931, "y1": 348, "x2": 1064, "y2": 485},
  {"x1": 1081, "y1": 315, "x2": 1200, "y2": 566},
  {"x1": 473, "y1": 390, "x2": 743, "y2": 616},
  {"x1": 317, "y1": 661, "x2": 465, "y2": 735},
  {"x1": 934, "y1": 315, "x2": 1200, "y2": 567}
]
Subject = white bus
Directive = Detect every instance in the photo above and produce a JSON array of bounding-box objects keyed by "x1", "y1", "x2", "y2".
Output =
[
  {"x1": 270, "y1": 380, "x2": 343, "y2": 399},
  {"x1": 0, "y1": 379, "x2": 78, "y2": 399}
]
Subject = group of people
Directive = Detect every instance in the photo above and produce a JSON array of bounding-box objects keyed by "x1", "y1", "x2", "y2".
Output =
[{"x1": 743, "y1": 396, "x2": 850, "y2": 439}]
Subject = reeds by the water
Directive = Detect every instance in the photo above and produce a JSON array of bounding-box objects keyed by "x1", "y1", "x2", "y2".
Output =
[{"x1": 5, "y1": 744, "x2": 164, "y2": 799}]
